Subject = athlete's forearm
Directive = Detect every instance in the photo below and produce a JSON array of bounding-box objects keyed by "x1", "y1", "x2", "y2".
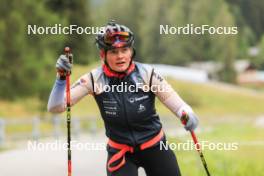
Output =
[
  {"x1": 151, "y1": 70, "x2": 192, "y2": 118},
  {"x1": 161, "y1": 91, "x2": 192, "y2": 118},
  {"x1": 47, "y1": 73, "x2": 92, "y2": 113},
  {"x1": 47, "y1": 79, "x2": 66, "y2": 113}
]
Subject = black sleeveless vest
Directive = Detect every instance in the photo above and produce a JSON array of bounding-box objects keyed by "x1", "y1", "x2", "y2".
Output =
[{"x1": 91, "y1": 63, "x2": 162, "y2": 146}]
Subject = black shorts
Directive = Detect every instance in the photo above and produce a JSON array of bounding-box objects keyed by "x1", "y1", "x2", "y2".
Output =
[{"x1": 106, "y1": 142, "x2": 181, "y2": 176}]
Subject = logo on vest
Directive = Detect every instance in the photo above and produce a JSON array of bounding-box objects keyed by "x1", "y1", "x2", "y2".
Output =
[
  {"x1": 137, "y1": 104, "x2": 146, "y2": 113},
  {"x1": 129, "y1": 95, "x2": 149, "y2": 103}
]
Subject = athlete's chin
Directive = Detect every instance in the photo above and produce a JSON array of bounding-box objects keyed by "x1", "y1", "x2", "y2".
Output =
[{"x1": 113, "y1": 65, "x2": 129, "y2": 72}]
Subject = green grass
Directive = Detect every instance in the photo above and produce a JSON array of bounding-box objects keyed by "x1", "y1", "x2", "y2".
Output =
[
  {"x1": 168, "y1": 79, "x2": 264, "y2": 117},
  {"x1": 0, "y1": 97, "x2": 41, "y2": 118},
  {"x1": 168, "y1": 121, "x2": 264, "y2": 176},
  {"x1": 176, "y1": 147, "x2": 264, "y2": 176}
]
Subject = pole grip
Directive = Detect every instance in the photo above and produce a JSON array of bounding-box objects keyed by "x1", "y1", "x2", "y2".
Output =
[
  {"x1": 180, "y1": 111, "x2": 189, "y2": 125},
  {"x1": 64, "y1": 47, "x2": 72, "y2": 61}
]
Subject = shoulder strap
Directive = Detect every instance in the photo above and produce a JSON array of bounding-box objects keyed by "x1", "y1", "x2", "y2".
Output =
[
  {"x1": 90, "y1": 72, "x2": 95, "y2": 95},
  {"x1": 149, "y1": 68, "x2": 154, "y2": 88}
]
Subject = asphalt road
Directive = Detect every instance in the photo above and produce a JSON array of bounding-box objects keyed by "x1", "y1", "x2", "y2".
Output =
[{"x1": 0, "y1": 133, "x2": 146, "y2": 176}]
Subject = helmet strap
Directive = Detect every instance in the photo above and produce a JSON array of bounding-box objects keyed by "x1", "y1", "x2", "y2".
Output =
[{"x1": 132, "y1": 47, "x2": 136, "y2": 59}]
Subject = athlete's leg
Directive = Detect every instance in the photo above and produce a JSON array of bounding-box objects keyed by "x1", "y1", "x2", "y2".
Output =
[
  {"x1": 140, "y1": 144, "x2": 181, "y2": 176},
  {"x1": 106, "y1": 152, "x2": 139, "y2": 176}
]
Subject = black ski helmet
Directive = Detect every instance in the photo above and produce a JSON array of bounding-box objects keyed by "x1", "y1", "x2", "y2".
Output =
[{"x1": 95, "y1": 20, "x2": 135, "y2": 51}]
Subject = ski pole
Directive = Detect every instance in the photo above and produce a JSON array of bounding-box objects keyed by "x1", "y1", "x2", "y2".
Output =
[
  {"x1": 181, "y1": 111, "x2": 211, "y2": 176},
  {"x1": 65, "y1": 46, "x2": 72, "y2": 176}
]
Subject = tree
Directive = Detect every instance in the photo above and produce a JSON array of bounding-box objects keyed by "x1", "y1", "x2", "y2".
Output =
[
  {"x1": 92, "y1": 0, "x2": 238, "y2": 83},
  {"x1": 188, "y1": 0, "x2": 237, "y2": 82},
  {"x1": 253, "y1": 35, "x2": 264, "y2": 70},
  {"x1": 46, "y1": 0, "x2": 94, "y2": 64},
  {"x1": 135, "y1": 0, "x2": 190, "y2": 65},
  {"x1": 226, "y1": 0, "x2": 264, "y2": 43},
  {"x1": 0, "y1": 0, "x2": 65, "y2": 106}
]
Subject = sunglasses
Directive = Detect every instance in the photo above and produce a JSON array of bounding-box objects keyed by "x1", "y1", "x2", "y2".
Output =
[{"x1": 104, "y1": 31, "x2": 130, "y2": 45}]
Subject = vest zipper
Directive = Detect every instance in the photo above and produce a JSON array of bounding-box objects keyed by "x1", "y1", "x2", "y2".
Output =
[{"x1": 120, "y1": 80, "x2": 137, "y2": 146}]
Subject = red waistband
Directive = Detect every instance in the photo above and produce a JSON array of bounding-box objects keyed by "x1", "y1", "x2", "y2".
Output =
[{"x1": 107, "y1": 130, "x2": 164, "y2": 172}]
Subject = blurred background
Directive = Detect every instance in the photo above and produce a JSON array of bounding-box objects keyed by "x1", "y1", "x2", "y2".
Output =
[{"x1": 0, "y1": 0, "x2": 264, "y2": 175}]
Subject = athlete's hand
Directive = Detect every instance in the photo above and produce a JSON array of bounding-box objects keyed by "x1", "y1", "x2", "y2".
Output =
[
  {"x1": 56, "y1": 54, "x2": 73, "y2": 79},
  {"x1": 181, "y1": 112, "x2": 199, "y2": 131},
  {"x1": 178, "y1": 106, "x2": 199, "y2": 131}
]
